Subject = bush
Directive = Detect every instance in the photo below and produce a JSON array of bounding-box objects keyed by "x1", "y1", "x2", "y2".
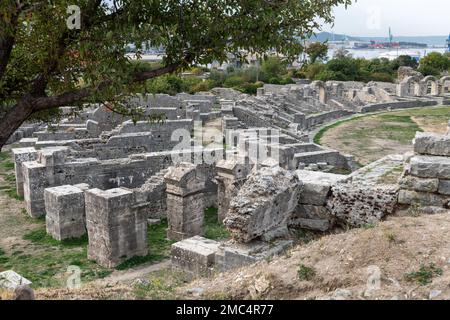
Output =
[
  {"x1": 223, "y1": 75, "x2": 246, "y2": 88},
  {"x1": 370, "y1": 72, "x2": 395, "y2": 83}
]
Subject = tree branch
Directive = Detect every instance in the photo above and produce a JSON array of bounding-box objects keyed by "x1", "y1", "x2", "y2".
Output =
[{"x1": 0, "y1": 1, "x2": 21, "y2": 81}]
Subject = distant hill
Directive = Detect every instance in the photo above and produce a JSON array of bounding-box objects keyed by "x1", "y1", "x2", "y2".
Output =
[
  {"x1": 310, "y1": 32, "x2": 361, "y2": 42},
  {"x1": 311, "y1": 32, "x2": 448, "y2": 46}
]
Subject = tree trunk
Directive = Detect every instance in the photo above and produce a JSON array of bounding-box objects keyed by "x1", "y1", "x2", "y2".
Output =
[{"x1": 0, "y1": 101, "x2": 34, "y2": 151}]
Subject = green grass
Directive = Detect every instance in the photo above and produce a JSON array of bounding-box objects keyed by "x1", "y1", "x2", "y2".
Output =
[
  {"x1": 116, "y1": 219, "x2": 174, "y2": 270},
  {"x1": 1, "y1": 225, "x2": 111, "y2": 287},
  {"x1": 0, "y1": 248, "x2": 9, "y2": 265},
  {"x1": 23, "y1": 229, "x2": 89, "y2": 248},
  {"x1": 297, "y1": 264, "x2": 316, "y2": 281},
  {"x1": 314, "y1": 116, "x2": 364, "y2": 145},
  {"x1": 405, "y1": 263, "x2": 443, "y2": 286},
  {"x1": 314, "y1": 106, "x2": 450, "y2": 146},
  {"x1": 204, "y1": 207, "x2": 230, "y2": 240}
]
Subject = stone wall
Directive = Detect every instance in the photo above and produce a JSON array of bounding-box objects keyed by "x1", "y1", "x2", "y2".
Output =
[
  {"x1": 21, "y1": 146, "x2": 224, "y2": 217},
  {"x1": 398, "y1": 131, "x2": 450, "y2": 212},
  {"x1": 360, "y1": 100, "x2": 438, "y2": 113}
]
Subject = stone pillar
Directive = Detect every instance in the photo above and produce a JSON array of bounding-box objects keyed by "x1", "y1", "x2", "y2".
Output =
[
  {"x1": 12, "y1": 148, "x2": 38, "y2": 197},
  {"x1": 22, "y1": 147, "x2": 68, "y2": 218},
  {"x1": 293, "y1": 113, "x2": 306, "y2": 129},
  {"x1": 216, "y1": 160, "x2": 250, "y2": 223},
  {"x1": 85, "y1": 188, "x2": 148, "y2": 268},
  {"x1": 164, "y1": 163, "x2": 206, "y2": 241},
  {"x1": 44, "y1": 185, "x2": 86, "y2": 241}
]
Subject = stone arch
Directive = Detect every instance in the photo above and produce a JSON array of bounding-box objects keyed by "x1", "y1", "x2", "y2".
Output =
[
  {"x1": 398, "y1": 76, "x2": 421, "y2": 97},
  {"x1": 440, "y1": 76, "x2": 450, "y2": 95},
  {"x1": 421, "y1": 76, "x2": 439, "y2": 96}
]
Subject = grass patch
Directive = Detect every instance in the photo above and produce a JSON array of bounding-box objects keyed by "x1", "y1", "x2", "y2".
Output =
[
  {"x1": 0, "y1": 152, "x2": 9, "y2": 163},
  {"x1": 0, "y1": 248, "x2": 9, "y2": 266},
  {"x1": 313, "y1": 116, "x2": 363, "y2": 145},
  {"x1": 297, "y1": 264, "x2": 316, "y2": 281},
  {"x1": 405, "y1": 263, "x2": 443, "y2": 286},
  {"x1": 116, "y1": 219, "x2": 174, "y2": 270},
  {"x1": 204, "y1": 207, "x2": 230, "y2": 241},
  {"x1": 23, "y1": 229, "x2": 88, "y2": 248},
  {"x1": 14, "y1": 226, "x2": 110, "y2": 287},
  {"x1": 1, "y1": 160, "x2": 14, "y2": 171},
  {"x1": 4, "y1": 188, "x2": 23, "y2": 201}
]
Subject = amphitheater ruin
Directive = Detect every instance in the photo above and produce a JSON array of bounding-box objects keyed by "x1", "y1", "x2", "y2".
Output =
[{"x1": 4, "y1": 68, "x2": 450, "y2": 279}]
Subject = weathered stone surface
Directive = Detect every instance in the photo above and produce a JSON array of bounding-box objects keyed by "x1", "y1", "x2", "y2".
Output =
[
  {"x1": 410, "y1": 156, "x2": 450, "y2": 179},
  {"x1": 398, "y1": 190, "x2": 449, "y2": 207},
  {"x1": 215, "y1": 240, "x2": 293, "y2": 272},
  {"x1": 171, "y1": 236, "x2": 220, "y2": 278},
  {"x1": 327, "y1": 183, "x2": 399, "y2": 227},
  {"x1": 290, "y1": 205, "x2": 334, "y2": 231},
  {"x1": 165, "y1": 163, "x2": 206, "y2": 241},
  {"x1": 438, "y1": 180, "x2": 450, "y2": 195},
  {"x1": 12, "y1": 148, "x2": 38, "y2": 197},
  {"x1": 414, "y1": 132, "x2": 450, "y2": 156},
  {"x1": 0, "y1": 271, "x2": 32, "y2": 289},
  {"x1": 399, "y1": 176, "x2": 439, "y2": 193},
  {"x1": 224, "y1": 166, "x2": 301, "y2": 243},
  {"x1": 45, "y1": 185, "x2": 86, "y2": 241},
  {"x1": 85, "y1": 188, "x2": 148, "y2": 268},
  {"x1": 291, "y1": 218, "x2": 332, "y2": 232},
  {"x1": 296, "y1": 170, "x2": 346, "y2": 205},
  {"x1": 215, "y1": 159, "x2": 250, "y2": 223}
]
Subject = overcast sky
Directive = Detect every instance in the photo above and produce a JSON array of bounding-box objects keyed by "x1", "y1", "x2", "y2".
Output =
[{"x1": 324, "y1": 0, "x2": 450, "y2": 37}]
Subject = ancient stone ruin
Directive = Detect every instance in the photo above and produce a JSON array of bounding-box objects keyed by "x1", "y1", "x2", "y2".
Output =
[{"x1": 3, "y1": 74, "x2": 448, "y2": 276}]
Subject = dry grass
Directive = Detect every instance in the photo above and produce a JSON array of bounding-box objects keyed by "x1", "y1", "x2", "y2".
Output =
[{"x1": 183, "y1": 212, "x2": 450, "y2": 300}]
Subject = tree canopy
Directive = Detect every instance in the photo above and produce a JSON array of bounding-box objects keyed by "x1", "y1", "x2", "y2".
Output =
[{"x1": 0, "y1": 0, "x2": 351, "y2": 148}]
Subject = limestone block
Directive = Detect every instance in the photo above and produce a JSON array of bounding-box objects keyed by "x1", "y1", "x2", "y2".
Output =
[
  {"x1": 327, "y1": 183, "x2": 399, "y2": 227},
  {"x1": 399, "y1": 176, "x2": 439, "y2": 193},
  {"x1": 414, "y1": 132, "x2": 450, "y2": 156},
  {"x1": 164, "y1": 163, "x2": 206, "y2": 197},
  {"x1": 398, "y1": 190, "x2": 448, "y2": 207},
  {"x1": 290, "y1": 204, "x2": 334, "y2": 231},
  {"x1": 12, "y1": 148, "x2": 38, "y2": 197},
  {"x1": 224, "y1": 166, "x2": 301, "y2": 243},
  {"x1": 291, "y1": 218, "x2": 332, "y2": 232},
  {"x1": 0, "y1": 271, "x2": 32, "y2": 290},
  {"x1": 410, "y1": 156, "x2": 450, "y2": 179},
  {"x1": 23, "y1": 161, "x2": 48, "y2": 217},
  {"x1": 44, "y1": 185, "x2": 86, "y2": 241},
  {"x1": 296, "y1": 170, "x2": 347, "y2": 205},
  {"x1": 171, "y1": 236, "x2": 220, "y2": 278},
  {"x1": 438, "y1": 180, "x2": 450, "y2": 195},
  {"x1": 85, "y1": 188, "x2": 148, "y2": 268},
  {"x1": 215, "y1": 240, "x2": 293, "y2": 272},
  {"x1": 166, "y1": 193, "x2": 205, "y2": 241}
]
